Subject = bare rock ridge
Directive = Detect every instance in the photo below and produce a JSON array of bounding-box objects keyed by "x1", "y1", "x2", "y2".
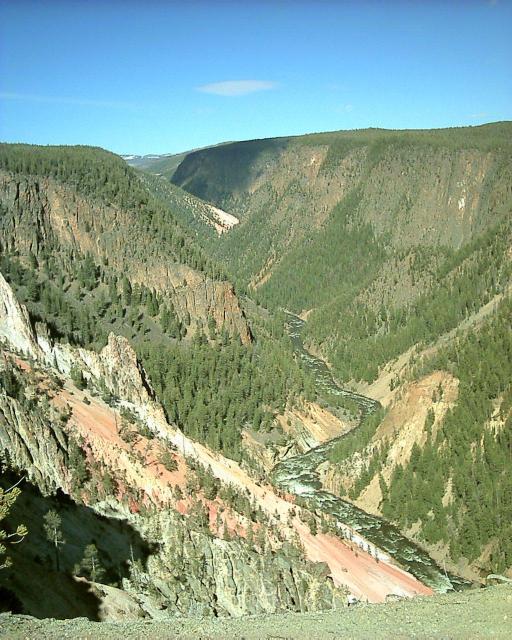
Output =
[
  {"x1": 0, "y1": 392, "x2": 70, "y2": 494},
  {"x1": 0, "y1": 269, "x2": 161, "y2": 417},
  {"x1": 97, "y1": 333, "x2": 156, "y2": 406}
]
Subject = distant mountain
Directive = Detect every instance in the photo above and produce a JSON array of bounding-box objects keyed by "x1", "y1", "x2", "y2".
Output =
[
  {"x1": 123, "y1": 141, "x2": 233, "y2": 180},
  {"x1": 122, "y1": 151, "x2": 180, "y2": 174}
]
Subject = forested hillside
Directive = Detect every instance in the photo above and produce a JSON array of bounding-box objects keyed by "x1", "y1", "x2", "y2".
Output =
[
  {"x1": 0, "y1": 144, "x2": 219, "y2": 277},
  {"x1": 171, "y1": 122, "x2": 512, "y2": 383},
  {"x1": 165, "y1": 122, "x2": 512, "y2": 577},
  {"x1": 0, "y1": 144, "x2": 313, "y2": 462},
  {"x1": 384, "y1": 298, "x2": 512, "y2": 572},
  {"x1": 326, "y1": 294, "x2": 512, "y2": 576}
]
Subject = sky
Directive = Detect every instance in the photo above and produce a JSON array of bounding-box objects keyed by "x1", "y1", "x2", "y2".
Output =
[{"x1": 0, "y1": 0, "x2": 511, "y2": 155}]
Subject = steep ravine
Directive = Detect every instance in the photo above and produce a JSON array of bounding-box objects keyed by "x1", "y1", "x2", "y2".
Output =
[{"x1": 272, "y1": 313, "x2": 468, "y2": 593}]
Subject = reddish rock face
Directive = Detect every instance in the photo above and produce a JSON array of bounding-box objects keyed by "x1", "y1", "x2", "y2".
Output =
[{"x1": 0, "y1": 272, "x2": 433, "y2": 609}]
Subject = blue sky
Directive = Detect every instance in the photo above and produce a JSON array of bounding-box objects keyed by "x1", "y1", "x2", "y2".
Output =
[{"x1": 1, "y1": 0, "x2": 511, "y2": 155}]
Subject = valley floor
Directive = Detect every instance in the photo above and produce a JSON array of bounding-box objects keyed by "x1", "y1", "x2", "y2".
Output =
[{"x1": 1, "y1": 585, "x2": 510, "y2": 639}]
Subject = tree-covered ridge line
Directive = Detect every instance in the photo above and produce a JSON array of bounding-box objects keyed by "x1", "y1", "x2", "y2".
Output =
[
  {"x1": 297, "y1": 121, "x2": 512, "y2": 165},
  {"x1": 0, "y1": 143, "x2": 224, "y2": 281},
  {"x1": 174, "y1": 122, "x2": 512, "y2": 183},
  {"x1": 171, "y1": 121, "x2": 512, "y2": 218},
  {"x1": 0, "y1": 250, "x2": 315, "y2": 462},
  {"x1": 0, "y1": 144, "x2": 133, "y2": 203},
  {"x1": 300, "y1": 120, "x2": 512, "y2": 148}
]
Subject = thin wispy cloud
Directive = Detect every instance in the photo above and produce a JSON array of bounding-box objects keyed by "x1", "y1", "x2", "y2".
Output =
[
  {"x1": 196, "y1": 80, "x2": 277, "y2": 97},
  {"x1": 0, "y1": 92, "x2": 137, "y2": 109}
]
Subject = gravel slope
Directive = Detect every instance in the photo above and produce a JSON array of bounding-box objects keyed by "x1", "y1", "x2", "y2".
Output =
[{"x1": 1, "y1": 585, "x2": 511, "y2": 639}]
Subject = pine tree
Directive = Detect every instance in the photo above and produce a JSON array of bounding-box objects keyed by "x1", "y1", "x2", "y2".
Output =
[
  {"x1": 74, "y1": 543, "x2": 105, "y2": 583},
  {"x1": 70, "y1": 365, "x2": 86, "y2": 390},
  {"x1": 122, "y1": 276, "x2": 132, "y2": 306},
  {"x1": 0, "y1": 481, "x2": 27, "y2": 570},
  {"x1": 43, "y1": 509, "x2": 65, "y2": 571}
]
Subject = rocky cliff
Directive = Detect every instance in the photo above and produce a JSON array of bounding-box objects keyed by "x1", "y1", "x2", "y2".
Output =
[
  {"x1": 0, "y1": 272, "x2": 41, "y2": 360},
  {"x1": 129, "y1": 509, "x2": 342, "y2": 617},
  {"x1": 0, "y1": 393, "x2": 70, "y2": 495},
  {"x1": 0, "y1": 169, "x2": 251, "y2": 343},
  {"x1": 0, "y1": 273, "x2": 349, "y2": 618}
]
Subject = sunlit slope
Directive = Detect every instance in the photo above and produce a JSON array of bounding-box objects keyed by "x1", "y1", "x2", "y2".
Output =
[{"x1": 170, "y1": 122, "x2": 512, "y2": 382}]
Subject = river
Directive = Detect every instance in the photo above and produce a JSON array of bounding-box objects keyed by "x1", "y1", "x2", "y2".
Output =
[{"x1": 272, "y1": 312, "x2": 467, "y2": 593}]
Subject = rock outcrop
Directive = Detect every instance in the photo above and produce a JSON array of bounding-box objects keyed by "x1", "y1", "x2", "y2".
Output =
[
  {"x1": 0, "y1": 393, "x2": 70, "y2": 494},
  {"x1": 0, "y1": 272, "x2": 41, "y2": 360},
  {"x1": 130, "y1": 510, "x2": 342, "y2": 618},
  {"x1": 0, "y1": 272, "x2": 346, "y2": 618}
]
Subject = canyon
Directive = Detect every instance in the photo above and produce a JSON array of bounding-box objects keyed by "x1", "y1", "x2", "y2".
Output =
[{"x1": 1, "y1": 125, "x2": 511, "y2": 631}]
